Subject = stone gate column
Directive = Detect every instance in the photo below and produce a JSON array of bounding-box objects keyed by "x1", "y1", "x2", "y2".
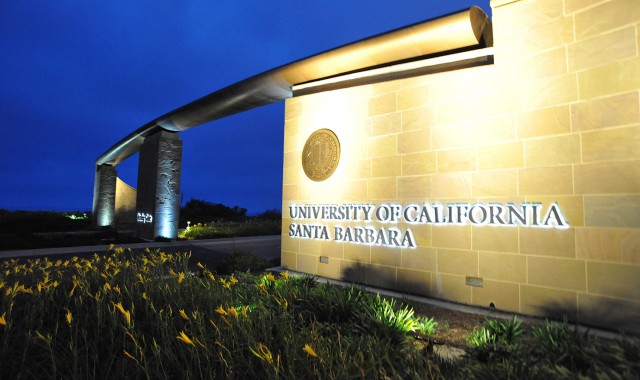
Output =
[
  {"x1": 93, "y1": 164, "x2": 117, "y2": 227},
  {"x1": 136, "y1": 130, "x2": 182, "y2": 239}
]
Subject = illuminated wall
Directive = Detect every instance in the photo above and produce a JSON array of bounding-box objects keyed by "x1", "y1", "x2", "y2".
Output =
[
  {"x1": 136, "y1": 130, "x2": 182, "y2": 239},
  {"x1": 92, "y1": 170, "x2": 137, "y2": 228},
  {"x1": 115, "y1": 177, "x2": 137, "y2": 226},
  {"x1": 281, "y1": 0, "x2": 640, "y2": 333},
  {"x1": 93, "y1": 164, "x2": 116, "y2": 227}
]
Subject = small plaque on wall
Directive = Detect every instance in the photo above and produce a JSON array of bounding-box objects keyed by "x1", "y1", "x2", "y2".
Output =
[{"x1": 466, "y1": 276, "x2": 484, "y2": 288}]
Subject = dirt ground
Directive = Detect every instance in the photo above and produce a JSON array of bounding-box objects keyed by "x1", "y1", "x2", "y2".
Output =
[{"x1": 412, "y1": 303, "x2": 486, "y2": 348}]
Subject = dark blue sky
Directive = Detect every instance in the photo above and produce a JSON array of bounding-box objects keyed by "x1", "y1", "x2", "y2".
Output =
[{"x1": 0, "y1": 1, "x2": 489, "y2": 214}]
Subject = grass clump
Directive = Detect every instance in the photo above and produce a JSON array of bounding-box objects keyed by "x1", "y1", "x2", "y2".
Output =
[
  {"x1": 462, "y1": 316, "x2": 640, "y2": 379},
  {"x1": 530, "y1": 320, "x2": 640, "y2": 378},
  {"x1": 466, "y1": 316, "x2": 523, "y2": 352}
]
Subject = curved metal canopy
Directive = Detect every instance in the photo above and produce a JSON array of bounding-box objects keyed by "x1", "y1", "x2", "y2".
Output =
[{"x1": 96, "y1": 6, "x2": 491, "y2": 166}]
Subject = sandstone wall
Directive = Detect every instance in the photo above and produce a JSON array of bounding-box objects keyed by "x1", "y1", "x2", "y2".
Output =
[{"x1": 281, "y1": 0, "x2": 640, "y2": 332}]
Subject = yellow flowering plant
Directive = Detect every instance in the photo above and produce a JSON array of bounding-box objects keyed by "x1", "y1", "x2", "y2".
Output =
[{"x1": 0, "y1": 248, "x2": 483, "y2": 379}]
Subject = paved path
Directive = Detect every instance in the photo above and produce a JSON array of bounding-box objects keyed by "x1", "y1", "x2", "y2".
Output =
[{"x1": 0, "y1": 235, "x2": 282, "y2": 269}]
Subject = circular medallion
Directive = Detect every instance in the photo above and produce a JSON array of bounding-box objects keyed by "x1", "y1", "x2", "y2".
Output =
[{"x1": 302, "y1": 129, "x2": 340, "y2": 182}]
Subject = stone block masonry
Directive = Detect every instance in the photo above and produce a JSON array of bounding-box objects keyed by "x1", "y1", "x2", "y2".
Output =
[
  {"x1": 136, "y1": 130, "x2": 182, "y2": 239},
  {"x1": 93, "y1": 164, "x2": 116, "y2": 227},
  {"x1": 281, "y1": 0, "x2": 640, "y2": 333}
]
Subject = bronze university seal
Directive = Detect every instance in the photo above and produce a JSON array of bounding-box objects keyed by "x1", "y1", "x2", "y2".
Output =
[{"x1": 302, "y1": 129, "x2": 340, "y2": 181}]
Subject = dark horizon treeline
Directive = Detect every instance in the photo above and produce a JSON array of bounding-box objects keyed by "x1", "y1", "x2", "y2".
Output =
[
  {"x1": 0, "y1": 210, "x2": 90, "y2": 233},
  {"x1": 179, "y1": 198, "x2": 280, "y2": 227},
  {"x1": 0, "y1": 198, "x2": 281, "y2": 233}
]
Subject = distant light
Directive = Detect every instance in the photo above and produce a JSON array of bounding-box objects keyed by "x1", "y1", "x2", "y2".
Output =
[{"x1": 65, "y1": 213, "x2": 88, "y2": 220}]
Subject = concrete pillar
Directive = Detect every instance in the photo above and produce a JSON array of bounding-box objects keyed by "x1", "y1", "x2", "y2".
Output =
[
  {"x1": 93, "y1": 164, "x2": 117, "y2": 227},
  {"x1": 136, "y1": 130, "x2": 182, "y2": 239}
]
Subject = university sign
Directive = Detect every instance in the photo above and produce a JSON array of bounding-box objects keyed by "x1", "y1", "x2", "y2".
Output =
[
  {"x1": 93, "y1": 2, "x2": 640, "y2": 333},
  {"x1": 288, "y1": 202, "x2": 568, "y2": 249}
]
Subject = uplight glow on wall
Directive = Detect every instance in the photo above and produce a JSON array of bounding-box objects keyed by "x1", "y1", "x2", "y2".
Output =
[
  {"x1": 94, "y1": 0, "x2": 640, "y2": 333},
  {"x1": 281, "y1": 0, "x2": 640, "y2": 334}
]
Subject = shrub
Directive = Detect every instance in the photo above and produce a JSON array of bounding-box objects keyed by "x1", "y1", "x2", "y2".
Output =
[
  {"x1": 216, "y1": 250, "x2": 273, "y2": 274},
  {"x1": 530, "y1": 320, "x2": 640, "y2": 377},
  {"x1": 180, "y1": 220, "x2": 281, "y2": 240},
  {"x1": 463, "y1": 318, "x2": 640, "y2": 379},
  {"x1": 351, "y1": 294, "x2": 423, "y2": 346},
  {"x1": 0, "y1": 210, "x2": 90, "y2": 233},
  {"x1": 416, "y1": 316, "x2": 438, "y2": 336},
  {"x1": 486, "y1": 316, "x2": 523, "y2": 345},
  {"x1": 467, "y1": 325, "x2": 498, "y2": 349},
  {"x1": 295, "y1": 283, "x2": 364, "y2": 325},
  {"x1": 467, "y1": 316, "x2": 523, "y2": 350}
]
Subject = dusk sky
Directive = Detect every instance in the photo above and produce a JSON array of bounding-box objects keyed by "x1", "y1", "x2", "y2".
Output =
[{"x1": 1, "y1": 1, "x2": 490, "y2": 215}]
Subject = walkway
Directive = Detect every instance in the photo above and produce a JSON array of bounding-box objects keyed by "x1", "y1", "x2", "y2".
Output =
[{"x1": 0, "y1": 235, "x2": 282, "y2": 269}]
